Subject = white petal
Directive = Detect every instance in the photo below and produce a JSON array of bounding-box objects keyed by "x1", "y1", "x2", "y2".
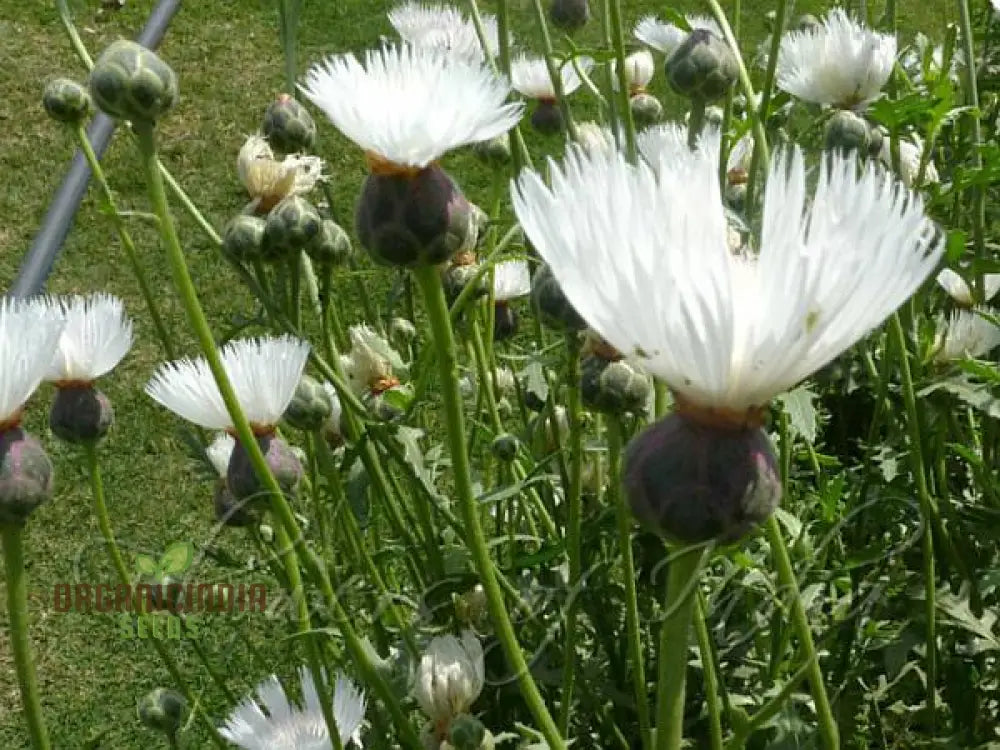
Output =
[
  {"x1": 879, "y1": 137, "x2": 937, "y2": 187},
  {"x1": 493, "y1": 260, "x2": 531, "y2": 300},
  {"x1": 0, "y1": 298, "x2": 65, "y2": 422},
  {"x1": 634, "y1": 14, "x2": 720, "y2": 56},
  {"x1": 332, "y1": 673, "x2": 367, "y2": 745},
  {"x1": 511, "y1": 54, "x2": 594, "y2": 99},
  {"x1": 388, "y1": 2, "x2": 503, "y2": 59},
  {"x1": 300, "y1": 44, "x2": 523, "y2": 167},
  {"x1": 937, "y1": 268, "x2": 973, "y2": 305},
  {"x1": 206, "y1": 432, "x2": 235, "y2": 477},
  {"x1": 935, "y1": 309, "x2": 1000, "y2": 362},
  {"x1": 43, "y1": 293, "x2": 133, "y2": 382},
  {"x1": 610, "y1": 49, "x2": 655, "y2": 90}
]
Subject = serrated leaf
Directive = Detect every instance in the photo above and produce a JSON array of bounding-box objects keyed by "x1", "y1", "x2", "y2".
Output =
[
  {"x1": 777, "y1": 385, "x2": 818, "y2": 443},
  {"x1": 521, "y1": 360, "x2": 549, "y2": 403},
  {"x1": 160, "y1": 541, "x2": 194, "y2": 574},
  {"x1": 918, "y1": 374, "x2": 1000, "y2": 418},
  {"x1": 134, "y1": 554, "x2": 158, "y2": 576}
]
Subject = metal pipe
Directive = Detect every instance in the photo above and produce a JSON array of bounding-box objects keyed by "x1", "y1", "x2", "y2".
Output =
[{"x1": 7, "y1": 0, "x2": 182, "y2": 298}]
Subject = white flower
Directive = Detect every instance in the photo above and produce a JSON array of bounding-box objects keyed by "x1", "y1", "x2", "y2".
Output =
[
  {"x1": 634, "y1": 14, "x2": 720, "y2": 56},
  {"x1": 145, "y1": 336, "x2": 310, "y2": 431},
  {"x1": 220, "y1": 668, "x2": 366, "y2": 749},
  {"x1": 493, "y1": 366, "x2": 516, "y2": 395},
  {"x1": 42, "y1": 293, "x2": 133, "y2": 384},
  {"x1": 637, "y1": 123, "x2": 750, "y2": 176},
  {"x1": 237, "y1": 134, "x2": 324, "y2": 213},
  {"x1": 206, "y1": 432, "x2": 235, "y2": 478},
  {"x1": 388, "y1": 2, "x2": 502, "y2": 59},
  {"x1": 510, "y1": 54, "x2": 594, "y2": 100},
  {"x1": 413, "y1": 630, "x2": 485, "y2": 723},
  {"x1": 493, "y1": 260, "x2": 531, "y2": 300},
  {"x1": 574, "y1": 121, "x2": 620, "y2": 155},
  {"x1": 936, "y1": 269, "x2": 1000, "y2": 306},
  {"x1": 934, "y1": 309, "x2": 1000, "y2": 362},
  {"x1": 300, "y1": 44, "x2": 523, "y2": 168},
  {"x1": 343, "y1": 325, "x2": 405, "y2": 394},
  {"x1": 512, "y1": 142, "x2": 943, "y2": 412},
  {"x1": 776, "y1": 8, "x2": 896, "y2": 109},
  {"x1": 879, "y1": 137, "x2": 938, "y2": 187},
  {"x1": 0, "y1": 298, "x2": 65, "y2": 425},
  {"x1": 610, "y1": 49, "x2": 655, "y2": 92}
]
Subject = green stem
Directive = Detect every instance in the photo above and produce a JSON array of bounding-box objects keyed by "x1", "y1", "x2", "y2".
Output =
[
  {"x1": 528, "y1": 0, "x2": 578, "y2": 139},
  {"x1": 493, "y1": 0, "x2": 530, "y2": 173},
  {"x1": 277, "y1": 0, "x2": 301, "y2": 95},
  {"x1": 413, "y1": 265, "x2": 565, "y2": 750},
  {"x1": 725, "y1": 657, "x2": 814, "y2": 749},
  {"x1": 687, "y1": 99, "x2": 707, "y2": 150},
  {"x1": 693, "y1": 595, "x2": 724, "y2": 750},
  {"x1": 765, "y1": 517, "x2": 840, "y2": 748},
  {"x1": 1, "y1": 525, "x2": 51, "y2": 750},
  {"x1": 655, "y1": 544, "x2": 705, "y2": 750},
  {"x1": 746, "y1": 0, "x2": 788, "y2": 205},
  {"x1": 607, "y1": 0, "x2": 638, "y2": 161},
  {"x1": 608, "y1": 419, "x2": 651, "y2": 750}
]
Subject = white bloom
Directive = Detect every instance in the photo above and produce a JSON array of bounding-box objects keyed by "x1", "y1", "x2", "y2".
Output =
[
  {"x1": 776, "y1": 8, "x2": 896, "y2": 109},
  {"x1": 510, "y1": 54, "x2": 594, "y2": 100},
  {"x1": 936, "y1": 269, "x2": 1000, "y2": 306},
  {"x1": 42, "y1": 293, "x2": 133, "y2": 384},
  {"x1": 413, "y1": 631, "x2": 485, "y2": 723},
  {"x1": 634, "y1": 14, "x2": 720, "y2": 56},
  {"x1": 145, "y1": 336, "x2": 310, "y2": 431},
  {"x1": 574, "y1": 121, "x2": 620, "y2": 155},
  {"x1": 610, "y1": 49, "x2": 655, "y2": 92},
  {"x1": 300, "y1": 44, "x2": 523, "y2": 168},
  {"x1": 934, "y1": 309, "x2": 1000, "y2": 362},
  {"x1": 320, "y1": 382, "x2": 343, "y2": 440},
  {"x1": 388, "y1": 2, "x2": 502, "y2": 59},
  {"x1": 637, "y1": 123, "x2": 749, "y2": 176},
  {"x1": 493, "y1": 260, "x2": 531, "y2": 300},
  {"x1": 206, "y1": 432, "x2": 236, "y2": 478},
  {"x1": 343, "y1": 325, "x2": 404, "y2": 394},
  {"x1": 879, "y1": 137, "x2": 938, "y2": 187},
  {"x1": 220, "y1": 668, "x2": 366, "y2": 749},
  {"x1": 493, "y1": 366, "x2": 516, "y2": 395},
  {"x1": 512, "y1": 142, "x2": 942, "y2": 412},
  {"x1": 237, "y1": 134, "x2": 324, "y2": 212},
  {"x1": 0, "y1": 298, "x2": 65, "y2": 424}
]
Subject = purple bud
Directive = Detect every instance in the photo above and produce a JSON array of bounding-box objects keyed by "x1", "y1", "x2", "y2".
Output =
[
  {"x1": 530, "y1": 100, "x2": 564, "y2": 135},
  {"x1": 49, "y1": 385, "x2": 114, "y2": 444},
  {"x1": 226, "y1": 433, "x2": 303, "y2": 504},
  {"x1": 0, "y1": 427, "x2": 54, "y2": 525}
]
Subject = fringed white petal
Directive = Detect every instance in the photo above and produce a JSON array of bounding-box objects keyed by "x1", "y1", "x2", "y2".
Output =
[
  {"x1": 0, "y1": 298, "x2": 65, "y2": 422},
  {"x1": 43, "y1": 293, "x2": 133, "y2": 382}
]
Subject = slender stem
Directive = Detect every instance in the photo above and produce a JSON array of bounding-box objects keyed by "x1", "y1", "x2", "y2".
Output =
[
  {"x1": 687, "y1": 99, "x2": 707, "y2": 150},
  {"x1": 413, "y1": 265, "x2": 565, "y2": 750},
  {"x1": 765, "y1": 517, "x2": 840, "y2": 749},
  {"x1": 528, "y1": 0, "x2": 579, "y2": 139},
  {"x1": 746, "y1": 0, "x2": 788, "y2": 207},
  {"x1": 2, "y1": 525, "x2": 51, "y2": 750},
  {"x1": 607, "y1": 0, "x2": 638, "y2": 161},
  {"x1": 277, "y1": 0, "x2": 301, "y2": 95},
  {"x1": 655, "y1": 544, "x2": 706, "y2": 750},
  {"x1": 492, "y1": 0, "x2": 529, "y2": 173},
  {"x1": 693, "y1": 595, "x2": 724, "y2": 750},
  {"x1": 725, "y1": 657, "x2": 814, "y2": 749},
  {"x1": 608, "y1": 419, "x2": 651, "y2": 750},
  {"x1": 55, "y1": 0, "x2": 93, "y2": 69}
]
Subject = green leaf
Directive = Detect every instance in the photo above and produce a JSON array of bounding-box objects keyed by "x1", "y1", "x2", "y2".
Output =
[
  {"x1": 521, "y1": 361, "x2": 549, "y2": 404},
  {"x1": 777, "y1": 385, "x2": 818, "y2": 443},
  {"x1": 134, "y1": 554, "x2": 158, "y2": 576},
  {"x1": 159, "y1": 541, "x2": 194, "y2": 575},
  {"x1": 918, "y1": 374, "x2": 1000, "y2": 419}
]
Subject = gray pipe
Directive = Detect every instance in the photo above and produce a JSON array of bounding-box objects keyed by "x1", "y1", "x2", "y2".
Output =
[{"x1": 7, "y1": 0, "x2": 183, "y2": 298}]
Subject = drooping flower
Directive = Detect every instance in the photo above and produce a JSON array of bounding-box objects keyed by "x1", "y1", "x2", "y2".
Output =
[
  {"x1": 633, "y1": 14, "x2": 721, "y2": 57},
  {"x1": 388, "y1": 1, "x2": 502, "y2": 60},
  {"x1": 219, "y1": 668, "x2": 366, "y2": 749},
  {"x1": 879, "y1": 136, "x2": 938, "y2": 188},
  {"x1": 936, "y1": 269, "x2": 1000, "y2": 307},
  {"x1": 776, "y1": 8, "x2": 896, "y2": 109},
  {"x1": 237, "y1": 134, "x2": 324, "y2": 214},
  {"x1": 414, "y1": 631, "x2": 485, "y2": 737},
  {"x1": 342, "y1": 325, "x2": 406, "y2": 396},
  {"x1": 933, "y1": 309, "x2": 1000, "y2": 363},
  {"x1": 510, "y1": 53, "x2": 594, "y2": 101}
]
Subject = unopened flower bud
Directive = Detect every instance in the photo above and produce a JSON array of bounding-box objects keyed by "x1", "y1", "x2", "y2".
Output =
[
  {"x1": 0, "y1": 428, "x2": 54, "y2": 525},
  {"x1": 472, "y1": 134, "x2": 511, "y2": 167},
  {"x1": 414, "y1": 631, "x2": 485, "y2": 726},
  {"x1": 138, "y1": 688, "x2": 186, "y2": 737},
  {"x1": 493, "y1": 302, "x2": 519, "y2": 342},
  {"x1": 49, "y1": 385, "x2": 113, "y2": 444},
  {"x1": 530, "y1": 100, "x2": 564, "y2": 134},
  {"x1": 580, "y1": 356, "x2": 650, "y2": 415},
  {"x1": 490, "y1": 433, "x2": 519, "y2": 462},
  {"x1": 357, "y1": 164, "x2": 475, "y2": 267},
  {"x1": 89, "y1": 40, "x2": 178, "y2": 122},
  {"x1": 283, "y1": 375, "x2": 333, "y2": 431},
  {"x1": 221, "y1": 215, "x2": 266, "y2": 262},
  {"x1": 824, "y1": 110, "x2": 870, "y2": 154},
  {"x1": 261, "y1": 94, "x2": 317, "y2": 154},
  {"x1": 307, "y1": 219, "x2": 352, "y2": 267},
  {"x1": 666, "y1": 29, "x2": 738, "y2": 102},
  {"x1": 532, "y1": 263, "x2": 587, "y2": 331},
  {"x1": 548, "y1": 0, "x2": 589, "y2": 32},
  {"x1": 630, "y1": 93, "x2": 663, "y2": 127},
  {"x1": 227, "y1": 434, "x2": 303, "y2": 504},
  {"x1": 43, "y1": 78, "x2": 92, "y2": 124},
  {"x1": 448, "y1": 714, "x2": 487, "y2": 750},
  {"x1": 262, "y1": 195, "x2": 322, "y2": 261}
]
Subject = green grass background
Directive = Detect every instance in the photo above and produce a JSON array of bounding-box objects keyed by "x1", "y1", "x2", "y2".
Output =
[{"x1": 0, "y1": 0, "x2": 955, "y2": 745}]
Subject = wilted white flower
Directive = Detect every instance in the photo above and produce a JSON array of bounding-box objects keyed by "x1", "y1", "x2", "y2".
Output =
[
  {"x1": 610, "y1": 49, "x2": 655, "y2": 93},
  {"x1": 0, "y1": 299, "x2": 65, "y2": 426},
  {"x1": 219, "y1": 667, "x2": 366, "y2": 749},
  {"x1": 145, "y1": 336, "x2": 310, "y2": 432},
  {"x1": 493, "y1": 366, "x2": 516, "y2": 395},
  {"x1": 634, "y1": 14, "x2": 721, "y2": 56},
  {"x1": 510, "y1": 54, "x2": 595, "y2": 100},
  {"x1": 879, "y1": 137, "x2": 938, "y2": 187},
  {"x1": 42, "y1": 293, "x2": 133, "y2": 384},
  {"x1": 492, "y1": 260, "x2": 531, "y2": 301},
  {"x1": 388, "y1": 2, "x2": 502, "y2": 59},
  {"x1": 512, "y1": 137, "x2": 942, "y2": 414},
  {"x1": 934, "y1": 309, "x2": 1000, "y2": 362},
  {"x1": 936, "y1": 269, "x2": 1000, "y2": 306},
  {"x1": 343, "y1": 325, "x2": 405, "y2": 394},
  {"x1": 300, "y1": 44, "x2": 523, "y2": 169},
  {"x1": 413, "y1": 630, "x2": 485, "y2": 724},
  {"x1": 206, "y1": 432, "x2": 236, "y2": 477},
  {"x1": 237, "y1": 134, "x2": 324, "y2": 213},
  {"x1": 776, "y1": 8, "x2": 896, "y2": 109}
]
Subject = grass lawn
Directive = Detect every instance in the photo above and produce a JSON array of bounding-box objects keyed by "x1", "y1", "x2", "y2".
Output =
[{"x1": 0, "y1": 0, "x2": 958, "y2": 745}]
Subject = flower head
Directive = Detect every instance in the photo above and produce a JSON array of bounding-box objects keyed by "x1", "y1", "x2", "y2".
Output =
[
  {"x1": 776, "y1": 8, "x2": 896, "y2": 109},
  {"x1": 42, "y1": 293, "x2": 133, "y2": 385},
  {"x1": 936, "y1": 269, "x2": 1000, "y2": 306},
  {"x1": 574, "y1": 121, "x2": 620, "y2": 154},
  {"x1": 219, "y1": 668, "x2": 366, "y2": 749},
  {"x1": 0, "y1": 298, "x2": 65, "y2": 426},
  {"x1": 300, "y1": 44, "x2": 522, "y2": 168},
  {"x1": 512, "y1": 136, "x2": 942, "y2": 414},
  {"x1": 879, "y1": 136, "x2": 938, "y2": 187},
  {"x1": 634, "y1": 14, "x2": 721, "y2": 57},
  {"x1": 413, "y1": 630, "x2": 485, "y2": 724},
  {"x1": 493, "y1": 260, "x2": 531, "y2": 301},
  {"x1": 934, "y1": 309, "x2": 1000, "y2": 363},
  {"x1": 388, "y1": 2, "x2": 502, "y2": 59},
  {"x1": 343, "y1": 325, "x2": 406, "y2": 395},
  {"x1": 611, "y1": 49, "x2": 655, "y2": 93},
  {"x1": 145, "y1": 336, "x2": 310, "y2": 432},
  {"x1": 237, "y1": 134, "x2": 324, "y2": 213},
  {"x1": 510, "y1": 54, "x2": 594, "y2": 100}
]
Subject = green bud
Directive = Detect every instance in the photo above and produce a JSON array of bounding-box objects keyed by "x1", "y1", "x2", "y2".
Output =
[
  {"x1": 49, "y1": 385, "x2": 114, "y2": 444},
  {"x1": 0, "y1": 428, "x2": 54, "y2": 525},
  {"x1": 43, "y1": 78, "x2": 92, "y2": 124},
  {"x1": 665, "y1": 29, "x2": 739, "y2": 102},
  {"x1": 705, "y1": 105, "x2": 725, "y2": 127},
  {"x1": 532, "y1": 263, "x2": 587, "y2": 331},
  {"x1": 221, "y1": 214, "x2": 266, "y2": 262},
  {"x1": 307, "y1": 219, "x2": 352, "y2": 267},
  {"x1": 629, "y1": 93, "x2": 663, "y2": 127},
  {"x1": 138, "y1": 688, "x2": 186, "y2": 737},
  {"x1": 448, "y1": 714, "x2": 487, "y2": 750},
  {"x1": 490, "y1": 433, "x2": 519, "y2": 462},
  {"x1": 283, "y1": 375, "x2": 333, "y2": 431},
  {"x1": 824, "y1": 110, "x2": 869, "y2": 154},
  {"x1": 530, "y1": 100, "x2": 564, "y2": 135},
  {"x1": 548, "y1": 0, "x2": 589, "y2": 32},
  {"x1": 89, "y1": 40, "x2": 178, "y2": 122},
  {"x1": 472, "y1": 134, "x2": 511, "y2": 167},
  {"x1": 262, "y1": 94, "x2": 316, "y2": 154},
  {"x1": 580, "y1": 356, "x2": 651, "y2": 415},
  {"x1": 262, "y1": 195, "x2": 322, "y2": 262}
]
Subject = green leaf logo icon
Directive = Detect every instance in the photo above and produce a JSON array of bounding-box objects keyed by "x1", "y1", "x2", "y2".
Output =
[
  {"x1": 135, "y1": 554, "x2": 158, "y2": 577},
  {"x1": 160, "y1": 541, "x2": 194, "y2": 575}
]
